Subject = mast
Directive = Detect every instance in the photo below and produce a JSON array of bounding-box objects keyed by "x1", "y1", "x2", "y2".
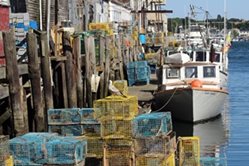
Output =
[
  {"x1": 223, "y1": 0, "x2": 228, "y2": 71},
  {"x1": 224, "y1": 0, "x2": 227, "y2": 44}
]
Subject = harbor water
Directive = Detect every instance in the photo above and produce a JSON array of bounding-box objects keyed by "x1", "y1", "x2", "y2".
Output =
[
  {"x1": 174, "y1": 41, "x2": 249, "y2": 166},
  {"x1": 226, "y1": 41, "x2": 249, "y2": 165}
]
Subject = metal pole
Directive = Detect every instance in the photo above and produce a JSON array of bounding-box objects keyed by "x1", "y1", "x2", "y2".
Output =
[
  {"x1": 224, "y1": 0, "x2": 227, "y2": 43},
  {"x1": 47, "y1": 0, "x2": 51, "y2": 42},
  {"x1": 39, "y1": 0, "x2": 42, "y2": 30}
]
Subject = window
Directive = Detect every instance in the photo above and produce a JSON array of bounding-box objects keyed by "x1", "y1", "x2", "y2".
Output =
[
  {"x1": 166, "y1": 68, "x2": 180, "y2": 78},
  {"x1": 185, "y1": 67, "x2": 198, "y2": 78},
  {"x1": 215, "y1": 53, "x2": 221, "y2": 62},
  {"x1": 196, "y1": 51, "x2": 206, "y2": 61},
  {"x1": 203, "y1": 66, "x2": 216, "y2": 78},
  {"x1": 168, "y1": 51, "x2": 178, "y2": 56}
]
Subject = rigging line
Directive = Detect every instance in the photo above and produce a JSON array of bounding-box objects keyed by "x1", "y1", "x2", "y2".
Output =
[{"x1": 153, "y1": 88, "x2": 178, "y2": 112}]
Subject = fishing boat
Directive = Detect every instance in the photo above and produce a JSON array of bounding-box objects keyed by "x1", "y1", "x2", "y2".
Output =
[
  {"x1": 151, "y1": 3, "x2": 231, "y2": 123},
  {"x1": 152, "y1": 52, "x2": 228, "y2": 123}
]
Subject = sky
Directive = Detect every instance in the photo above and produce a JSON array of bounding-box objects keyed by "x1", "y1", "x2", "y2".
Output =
[{"x1": 166, "y1": 0, "x2": 248, "y2": 20}]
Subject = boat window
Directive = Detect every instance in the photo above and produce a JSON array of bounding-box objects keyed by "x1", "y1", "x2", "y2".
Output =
[
  {"x1": 190, "y1": 26, "x2": 200, "y2": 31},
  {"x1": 215, "y1": 53, "x2": 220, "y2": 62},
  {"x1": 185, "y1": 67, "x2": 198, "y2": 78},
  {"x1": 183, "y1": 51, "x2": 189, "y2": 55},
  {"x1": 166, "y1": 68, "x2": 180, "y2": 79},
  {"x1": 168, "y1": 51, "x2": 178, "y2": 56},
  {"x1": 196, "y1": 51, "x2": 206, "y2": 61},
  {"x1": 203, "y1": 66, "x2": 216, "y2": 78}
]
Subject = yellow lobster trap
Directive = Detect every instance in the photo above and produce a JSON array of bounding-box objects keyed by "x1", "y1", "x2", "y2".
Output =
[{"x1": 178, "y1": 136, "x2": 200, "y2": 166}]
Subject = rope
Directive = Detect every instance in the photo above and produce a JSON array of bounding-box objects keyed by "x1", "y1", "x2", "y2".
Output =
[{"x1": 153, "y1": 88, "x2": 178, "y2": 112}]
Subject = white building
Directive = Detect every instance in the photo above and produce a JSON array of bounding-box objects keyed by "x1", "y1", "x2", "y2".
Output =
[{"x1": 130, "y1": 0, "x2": 169, "y2": 33}]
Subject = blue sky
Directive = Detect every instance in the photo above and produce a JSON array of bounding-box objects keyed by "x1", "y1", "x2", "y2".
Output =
[{"x1": 166, "y1": 0, "x2": 248, "y2": 20}]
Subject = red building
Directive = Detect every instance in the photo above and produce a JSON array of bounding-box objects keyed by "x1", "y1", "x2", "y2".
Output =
[{"x1": 0, "y1": 2, "x2": 10, "y2": 64}]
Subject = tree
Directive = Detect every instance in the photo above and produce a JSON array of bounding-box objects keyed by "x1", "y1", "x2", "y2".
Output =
[{"x1": 217, "y1": 14, "x2": 222, "y2": 21}]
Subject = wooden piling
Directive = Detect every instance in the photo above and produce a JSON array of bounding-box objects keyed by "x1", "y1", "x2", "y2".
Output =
[
  {"x1": 99, "y1": 36, "x2": 105, "y2": 99},
  {"x1": 99, "y1": 36, "x2": 105, "y2": 69},
  {"x1": 22, "y1": 89, "x2": 29, "y2": 132},
  {"x1": 53, "y1": 66, "x2": 59, "y2": 107},
  {"x1": 90, "y1": 36, "x2": 97, "y2": 102},
  {"x1": 84, "y1": 36, "x2": 92, "y2": 107},
  {"x1": 27, "y1": 32, "x2": 44, "y2": 131},
  {"x1": 99, "y1": 72, "x2": 105, "y2": 99},
  {"x1": 63, "y1": 31, "x2": 77, "y2": 108},
  {"x1": 117, "y1": 35, "x2": 124, "y2": 80},
  {"x1": 3, "y1": 30, "x2": 28, "y2": 136},
  {"x1": 104, "y1": 37, "x2": 110, "y2": 97},
  {"x1": 61, "y1": 63, "x2": 69, "y2": 108},
  {"x1": 73, "y1": 35, "x2": 84, "y2": 107},
  {"x1": 84, "y1": 36, "x2": 96, "y2": 107},
  {"x1": 40, "y1": 32, "x2": 53, "y2": 131}
]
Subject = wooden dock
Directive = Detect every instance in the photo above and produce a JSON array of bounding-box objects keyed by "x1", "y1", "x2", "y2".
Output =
[{"x1": 0, "y1": 29, "x2": 154, "y2": 137}]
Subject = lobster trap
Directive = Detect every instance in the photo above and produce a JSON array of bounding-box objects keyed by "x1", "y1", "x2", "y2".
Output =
[
  {"x1": 10, "y1": 133, "x2": 58, "y2": 165},
  {"x1": 132, "y1": 112, "x2": 172, "y2": 138},
  {"x1": 46, "y1": 137, "x2": 87, "y2": 165},
  {"x1": 48, "y1": 125, "x2": 83, "y2": 136},
  {"x1": 101, "y1": 119, "x2": 133, "y2": 139},
  {"x1": 82, "y1": 121, "x2": 101, "y2": 137},
  {"x1": 48, "y1": 108, "x2": 97, "y2": 125},
  {"x1": 104, "y1": 138, "x2": 135, "y2": 166},
  {"x1": 134, "y1": 133, "x2": 176, "y2": 156},
  {"x1": 94, "y1": 96, "x2": 138, "y2": 120},
  {"x1": 135, "y1": 154, "x2": 168, "y2": 166},
  {"x1": 76, "y1": 136, "x2": 103, "y2": 158},
  {"x1": 178, "y1": 136, "x2": 200, "y2": 166}
]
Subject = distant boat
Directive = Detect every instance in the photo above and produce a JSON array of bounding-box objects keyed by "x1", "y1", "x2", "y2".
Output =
[{"x1": 152, "y1": 52, "x2": 228, "y2": 123}]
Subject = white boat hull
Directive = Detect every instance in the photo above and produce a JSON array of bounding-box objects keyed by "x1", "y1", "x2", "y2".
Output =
[{"x1": 152, "y1": 88, "x2": 228, "y2": 123}]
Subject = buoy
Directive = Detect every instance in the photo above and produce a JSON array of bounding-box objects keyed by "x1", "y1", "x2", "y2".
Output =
[{"x1": 191, "y1": 79, "x2": 203, "y2": 88}]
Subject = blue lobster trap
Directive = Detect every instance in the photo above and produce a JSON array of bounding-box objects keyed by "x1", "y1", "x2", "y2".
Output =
[
  {"x1": 46, "y1": 137, "x2": 87, "y2": 165},
  {"x1": 48, "y1": 108, "x2": 97, "y2": 125},
  {"x1": 132, "y1": 112, "x2": 172, "y2": 138}
]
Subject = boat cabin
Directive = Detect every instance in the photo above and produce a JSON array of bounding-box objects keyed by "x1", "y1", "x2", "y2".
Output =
[
  {"x1": 161, "y1": 62, "x2": 221, "y2": 90},
  {"x1": 166, "y1": 49, "x2": 223, "y2": 64}
]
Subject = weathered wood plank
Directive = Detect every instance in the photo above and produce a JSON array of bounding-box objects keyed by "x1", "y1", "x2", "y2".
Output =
[
  {"x1": 63, "y1": 31, "x2": 77, "y2": 108},
  {"x1": 104, "y1": 37, "x2": 110, "y2": 97},
  {"x1": 99, "y1": 36, "x2": 105, "y2": 69},
  {"x1": 27, "y1": 32, "x2": 44, "y2": 131},
  {"x1": 99, "y1": 72, "x2": 104, "y2": 99},
  {"x1": 117, "y1": 35, "x2": 124, "y2": 80},
  {"x1": 0, "y1": 85, "x2": 9, "y2": 99},
  {"x1": 22, "y1": 89, "x2": 29, "y2": 132},
  {"x1": 0, "y1": 110, "x2": 10, "y2": 126},
  {"x1": 0, "y1": 64, "x2": 28, "y2": 79},
  {"x1": 73, "y1": 36, "x2": 84, "y2": 107},
  {"x1": 61, "y1": 63, "x2": 68, "y2": 108},
  {"x1": 84, "y1": 36, "x2": 93, "y2": 107},
  {"x1": 40, "y1": 32, "x2": 53, "y2": 131},
  {"x1": 50, "y1": 56, "x2": 67, "y2": 61},
  {"x1": 89, "y1": 36, "x2": 97, "y2": 102},
  {"x1": 3, "y1": 30, "x2": 28, "y2": 136}
]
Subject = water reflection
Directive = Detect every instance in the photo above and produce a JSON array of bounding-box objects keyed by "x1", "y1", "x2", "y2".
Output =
[{"x1": 173, "y1": 107, "x2": 230, "y2": 165}]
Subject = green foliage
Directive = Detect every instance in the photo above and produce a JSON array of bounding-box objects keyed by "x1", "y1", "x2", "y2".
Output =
[{"x1": 168, "y1": 16, "x2": 249, "y2": 31}]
